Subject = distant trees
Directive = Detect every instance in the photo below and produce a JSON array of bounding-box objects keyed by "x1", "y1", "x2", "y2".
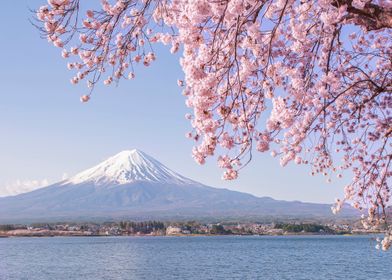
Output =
[
  {"x1": 210, "y1": 224, "x2": 231, "y2": 235},
  {"x1": 118, "y1": 220, "x2": 165, "y2": 234},
  {"x1": 30, "y1": 223, "x2": 53, "y2": 230},
  {"x1": 0, "y1": 224, "x2": 20, "y2": 231},
  {"x1": 274, "y1": 223, "x2": 334, "y2": 233}
]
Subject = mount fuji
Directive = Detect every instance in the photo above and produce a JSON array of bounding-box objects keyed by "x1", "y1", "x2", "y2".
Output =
[{"x1": 0, "y1": 150, "x2": 357, "y2": 223}]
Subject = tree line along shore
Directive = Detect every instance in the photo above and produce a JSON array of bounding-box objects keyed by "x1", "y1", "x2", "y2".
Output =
[{"x1": 0, "y1": 220, "x2": 382, "y2": 237}]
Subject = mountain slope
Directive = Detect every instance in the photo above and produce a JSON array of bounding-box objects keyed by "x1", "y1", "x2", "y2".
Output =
[{"x1": 0, "y1": 150, "x2": 358, "y2": 222}]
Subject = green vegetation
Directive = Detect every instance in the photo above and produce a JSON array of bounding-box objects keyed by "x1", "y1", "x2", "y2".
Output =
[
  {"x1": 210, "y1": 224, "x2": 231, "y2": 235},
  {"x1": 0, "y1": 224, "x2": 27, "y2": 231},
  {"x1": 118, "y1": 221, "x2": 165, "y2": 234},
  {"x1": 274, "y1": 223, "x2": 334, "y2": 233}
]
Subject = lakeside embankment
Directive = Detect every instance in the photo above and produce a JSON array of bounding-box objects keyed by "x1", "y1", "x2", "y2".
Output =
[{"x1": 0, "y1": 220, "x2": 380, "y2": 238}]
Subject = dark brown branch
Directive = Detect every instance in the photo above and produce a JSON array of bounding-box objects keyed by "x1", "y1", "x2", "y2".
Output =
[{"x1": 333, "y1": 0, "x2": 392, "y2": 30}]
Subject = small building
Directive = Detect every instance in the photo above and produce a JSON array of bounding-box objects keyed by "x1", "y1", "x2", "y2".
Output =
[{"x1": 166, "y1": 226, "x2": 182, "y2": 235}]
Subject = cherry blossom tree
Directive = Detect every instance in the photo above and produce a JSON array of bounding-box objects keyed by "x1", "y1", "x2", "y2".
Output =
[{"x1": 35, "y1": 0, "x2": 391, "y2": 249}]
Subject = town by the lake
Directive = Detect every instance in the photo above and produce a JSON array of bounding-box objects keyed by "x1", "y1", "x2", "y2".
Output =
[{"x1": 0, "y1": 220, "x2": 382, "y2": 238}]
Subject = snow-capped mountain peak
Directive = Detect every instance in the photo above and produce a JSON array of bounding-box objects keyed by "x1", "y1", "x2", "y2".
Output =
[
  {"x1": 0, "y1": 149, "x2": 358, "y2": 222},
  {"x1": 65, "y1": 149, "x2": 192, "y2": 185}
]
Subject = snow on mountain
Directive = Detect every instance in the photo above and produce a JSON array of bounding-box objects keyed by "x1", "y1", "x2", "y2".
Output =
[{"x1": 65, "y1": 149, "x2": 194, "y2": 186}]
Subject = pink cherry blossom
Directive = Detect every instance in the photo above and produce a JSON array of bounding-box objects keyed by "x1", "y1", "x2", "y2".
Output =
[{"x1": 80, "y1": 95, "x2": 90, "y2": 103}]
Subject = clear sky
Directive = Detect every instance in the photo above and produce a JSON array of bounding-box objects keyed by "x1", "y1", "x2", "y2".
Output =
[{"x1": 0, "y1": 0, "x2": 350, "y2": 203}]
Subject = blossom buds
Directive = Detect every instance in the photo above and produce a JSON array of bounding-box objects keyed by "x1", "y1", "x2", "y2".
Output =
[
  {"x1": 128, "y1": 72, "x2": 135, "y2": 79},
  {"x1": 86, "y1": 10, "x2": 94, "y2": 18},
  {"x1": 80, "y1": 95, "x2": 90, "y2": 103}
]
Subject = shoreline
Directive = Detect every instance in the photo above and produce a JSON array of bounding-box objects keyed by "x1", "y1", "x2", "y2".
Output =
[{"x1": 0, "y1": 232, "x2": 379, "y2": 238}]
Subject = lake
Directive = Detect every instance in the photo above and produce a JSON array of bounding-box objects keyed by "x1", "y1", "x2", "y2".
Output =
[{"x1": 0, "y1": 235, "x2": 391, "y2": 279}]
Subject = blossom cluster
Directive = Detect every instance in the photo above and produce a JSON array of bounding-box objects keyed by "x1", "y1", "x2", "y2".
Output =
[{"x1": 37, "y1": 0, "x2": 164, "y2": 101}]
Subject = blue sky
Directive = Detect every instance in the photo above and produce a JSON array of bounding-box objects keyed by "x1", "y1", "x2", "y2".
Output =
[{"x1": 0, "y1": 0, "x2": 350, "y2": 203}]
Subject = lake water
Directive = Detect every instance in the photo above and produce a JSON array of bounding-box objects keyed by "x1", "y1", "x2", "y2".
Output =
[{"x1": 0, "y1": 235, "x2": 391, "y2": 280}]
